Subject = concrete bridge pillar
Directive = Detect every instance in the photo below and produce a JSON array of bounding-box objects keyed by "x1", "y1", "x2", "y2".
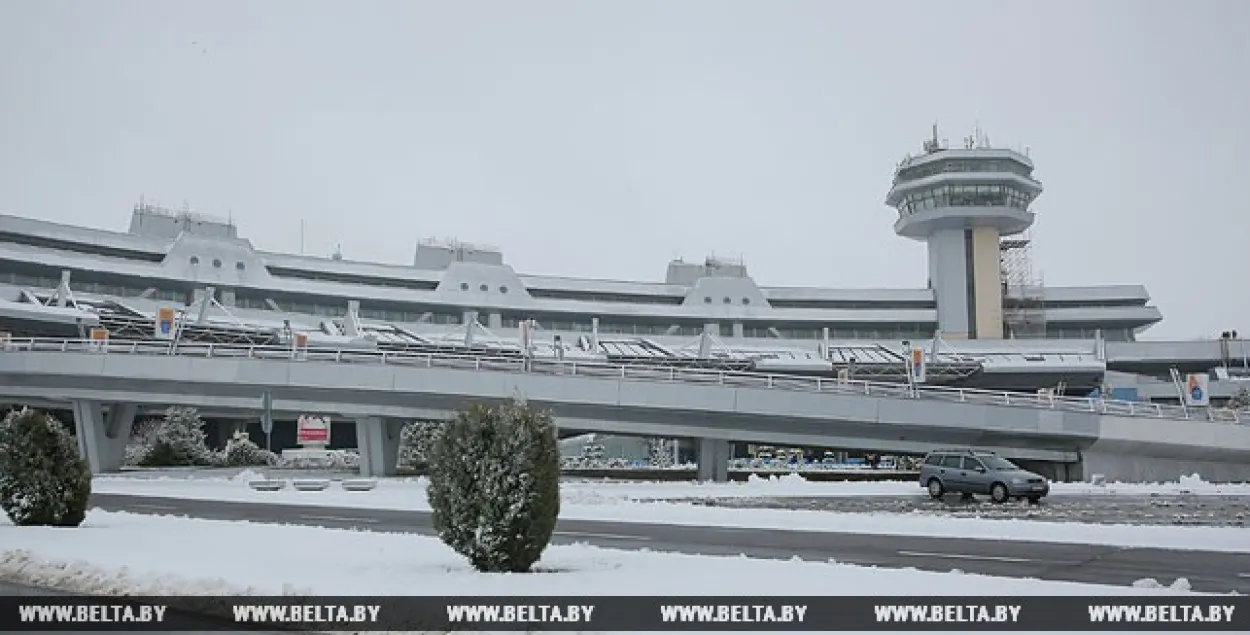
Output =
[
  {"x1": 355, "y1": 416, "x2": 403, "y2": 477},
  {"x1": 696, "y1": 438, "x2": 730, "y2": 483},
  {"x1": 71, "y1": 400, "x2": 136, "y2": 475}
]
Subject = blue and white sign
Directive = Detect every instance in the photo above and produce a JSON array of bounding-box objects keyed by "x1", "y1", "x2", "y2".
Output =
[
  {"x1": 155, "y1": 307, "x2": 176, "y2": 341},
  {"x1": 1184, "y1": 373, "x2": 1210, "y2": 407},
  {"x1": 909, "y1": 347, "x2": 927, "y2": 384}
]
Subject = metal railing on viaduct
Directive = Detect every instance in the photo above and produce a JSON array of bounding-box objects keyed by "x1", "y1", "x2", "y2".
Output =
[{"x1": 1, "y1": 337, "x2": 1244, "y2": 425}]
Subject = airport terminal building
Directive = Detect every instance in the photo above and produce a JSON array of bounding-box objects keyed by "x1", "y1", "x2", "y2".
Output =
[{"x1": 0, "y1": 131, "x2": 1246, "y2": 459}]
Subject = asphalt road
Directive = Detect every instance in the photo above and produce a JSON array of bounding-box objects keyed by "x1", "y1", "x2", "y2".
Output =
[
  {"x1": 677, "y1": 493, "x2": 1250, "y2": 527},
  {"x1": 90, "y1": 493, "x2": 1250, "y2": 594}
]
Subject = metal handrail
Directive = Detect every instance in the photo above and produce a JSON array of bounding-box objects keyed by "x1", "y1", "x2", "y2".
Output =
[{"x1": 1, "y1": 337, "x2": 1244, "y2": 425}]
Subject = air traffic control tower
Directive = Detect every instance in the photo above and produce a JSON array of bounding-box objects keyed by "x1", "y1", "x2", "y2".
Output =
[{"x1": 886, "y1": 127, "x2": 1044, "y2": 340}]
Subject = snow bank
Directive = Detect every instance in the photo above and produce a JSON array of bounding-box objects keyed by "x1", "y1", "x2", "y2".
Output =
[
  {"x1": 0, "y1": 510, "x2": 1208, "y2": 597},
  {"x1": 229, "y1": 468, "x2": 268, "y2": 483},
  {"x1": 1132, "y1": 577, "x2": 1193, "y2": 592},
  {"x1": 0, "y1": 550, "x2": 277, "y2": 596}
]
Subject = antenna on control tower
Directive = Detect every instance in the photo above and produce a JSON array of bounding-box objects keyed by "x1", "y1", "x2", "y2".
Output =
[{"x1": 923, "y1": 122, "x2": 942, "y2": 154}]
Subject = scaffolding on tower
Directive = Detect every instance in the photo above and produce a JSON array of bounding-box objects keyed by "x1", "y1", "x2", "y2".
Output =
[{"x1": 1000, "y1": 231, "x2": 1047, "y2": 339}]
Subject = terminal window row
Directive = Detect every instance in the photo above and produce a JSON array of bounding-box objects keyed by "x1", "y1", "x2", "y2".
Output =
[
  {"x1": 0, "y1": 232, "x2": 165, "y2": 263},
  {"x1": 267, "y1": 266, "x2": 439, "y2": 292},
  {"x1": 0, "y1": 271, "x2": 190, "y2": 304},
  {"x1": 236, "y1": 294, "x2": 465, "y2": 325},
  {"x1": 498, "y1": 316, "x2": 935, "y2": 341},
  {"x1": 526, "y1": 289, "x2": 684, "y2": 306},
  {"x1": 1048, "y1": 326, "x2": 1136, "y2": 341}
]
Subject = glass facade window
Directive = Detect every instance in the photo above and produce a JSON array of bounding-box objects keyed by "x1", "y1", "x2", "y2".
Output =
[
  {"x1": 234, "y1": 295, "x2": 270, "y2": 310},
  {"x1": 0, "y1": 271, "x2": 63, "y2": 289},
  {"x1": 0, "y1": 232, "x2": 165, "y2": 263},
  {"x1": 234, "y1": 290, "x2": 461, "y2": 324},
  {"x1": 496, "y1": 312, "x2": 705, "y2": 337},
  {"x1": 897, "y1": 184, "x2": 1034, "y2": 216},
  {"x1": 1044, "y1": 326, "x2": 1135, "y2": 341},
  {"x1": 1041, "y1": 299, "x2": 1146, "y2": 309},
  {"x1": 526, "y1": 289, "x2": 684, "y2": 306},
  {"x1": 741, "y1": 324, "x2": 936, "y2": 340},
  {"x1": 769, "y1": 299, "x2": 935, "y2": 310},
  {"x1": 895, "y1": 159, "x2": 1033, "y2": 184},
  {"x1": 0, "y1": 268, "x2": 188, "y2": 303},
  {"x1": 267, "y1": 267, "x2": 439, "y2": 292},
  {"x1": 358, "y1": 306, "x2": 461, "y2": 325}
]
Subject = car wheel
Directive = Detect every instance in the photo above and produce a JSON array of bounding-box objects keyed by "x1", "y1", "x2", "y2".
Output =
[
  {"x1": 1027, "y1": 496, "x2": 1042, "y2": 505},
  {"x1": 990, "y1": 482, "x2": 1010, "y2": 504},
  {"x1": 927, "y1": 478, "x2": 945, "y2": 499}
]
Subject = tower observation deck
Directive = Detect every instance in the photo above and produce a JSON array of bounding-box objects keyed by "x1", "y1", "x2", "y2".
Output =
[{"x1": 885, "y1": 126, "x2": 1044, "y2": 340}]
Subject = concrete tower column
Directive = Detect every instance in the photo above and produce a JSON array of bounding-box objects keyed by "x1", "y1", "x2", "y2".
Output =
[
  {"x1": 969, "y1": 227, "x2": 1005, "y2": 338},
  {"x1": 926, "y1": 228, "x2": 973, "y2": 339},
  {"x1": 925, "y1": 226, "x2": 1007, "y2": 339}
]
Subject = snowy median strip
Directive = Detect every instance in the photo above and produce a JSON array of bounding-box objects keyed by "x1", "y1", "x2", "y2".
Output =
[
  {"x1": 0, "y1": 510, "x2": 1208, "y2": 598},
  {"x1": 92, "y1": 471, "x2": 1250, "y2": 554}
]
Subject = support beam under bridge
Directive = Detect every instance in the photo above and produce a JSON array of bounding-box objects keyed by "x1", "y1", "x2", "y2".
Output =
[
  {"x1": 696, "y1": 437, "x2": 731, "y2": 482},
  {"x1": 72, "y1": 400, "x2": 137, "y2": 475},
  {"x1": 355, "y1": 416, "x2": 404, "y2": 478}
]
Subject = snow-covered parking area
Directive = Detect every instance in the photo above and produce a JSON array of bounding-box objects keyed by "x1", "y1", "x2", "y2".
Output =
[
  {"x1": 92, "y1": 471, "x2": 1250, "y2": 553},
  {"x1": 0, "y1": 509, "x2": 1204, "y2": 598}
]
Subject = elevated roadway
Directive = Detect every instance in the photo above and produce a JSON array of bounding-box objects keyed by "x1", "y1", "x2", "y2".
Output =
[
  {"x1": 1107, "y1": 339, "x2": 1250, "y2": 375},
  {"x1": 1, "y1": 338, "x2": 1249, "y2": 483}
]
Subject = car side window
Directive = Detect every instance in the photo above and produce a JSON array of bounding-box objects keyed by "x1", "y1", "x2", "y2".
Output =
[
  {"x1": 963, "y1": 457, "x2": 985, "y2": 471},
  {"x1": 924, "y1": 454, "x2": 942, "y2": 466},
  {"x1": 941, "y1": 455, "x2": 962, "y2": 468}
]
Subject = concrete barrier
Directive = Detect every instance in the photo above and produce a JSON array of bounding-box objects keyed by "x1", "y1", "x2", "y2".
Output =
[
  {"x1": 247, "y1": 480, "x2": 285, "y2": 491},
  {"x1": 291, "y1": 479, "x2": 331, "y2": 492},
  {"x1": 341, "y1": 479, "x2": 378, "y2": 492}
]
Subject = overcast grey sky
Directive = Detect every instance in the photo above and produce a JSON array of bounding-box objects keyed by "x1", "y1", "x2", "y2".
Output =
[{"x1": 1, "y1": 0, "x2": 1246, "y2": 339}]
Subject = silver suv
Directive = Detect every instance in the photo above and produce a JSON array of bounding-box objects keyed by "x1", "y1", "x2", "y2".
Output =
[{"x1": 918, "y1": 449, "x2": 1050, "y2": 504}]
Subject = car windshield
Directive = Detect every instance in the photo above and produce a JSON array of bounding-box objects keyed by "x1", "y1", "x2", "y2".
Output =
[{"x1": 981, "y1": 456, "x2": 1018, "y2": 470}]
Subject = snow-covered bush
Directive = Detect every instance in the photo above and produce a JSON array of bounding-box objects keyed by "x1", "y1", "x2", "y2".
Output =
[
  {"x1": 326, "y1": 449, "x2": 359, "y2": 471},
  {"x1": 0, "y1": 408, "x2": 92, "y2": 527},
  {"x1": 647, "y1": 437, "x2": 675, "y2": 468},
  {"x1": 218, "y1": 430, "x2": 277, "y2": 467},
  {"x1": 1229, "y1": 386, "x2": 1250, "y2": 410},
  {"x1": 396, "y1": 421, "x2": 443, "y2": 474},
  {"x1": 427, "y1": 398, "x2": 561, "y2": 573},
  {"x1": 274, "y1": 448, "x2": 358, "y2": 471},
  {"x1": 138, "y1": 406, "x2": 215, "y2": 467},
  {"x1": 122, "y1": 416, "x2": 160, "y2": 467}
]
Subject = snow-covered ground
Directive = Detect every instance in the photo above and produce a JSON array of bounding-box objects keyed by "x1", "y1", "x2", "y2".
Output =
[
  {"x1": 0, "y1": 510, "x2": 1203, "y2": 598},
  {"x1": 92, "y1": 471, "x2": 1250, "y2": 553}
]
